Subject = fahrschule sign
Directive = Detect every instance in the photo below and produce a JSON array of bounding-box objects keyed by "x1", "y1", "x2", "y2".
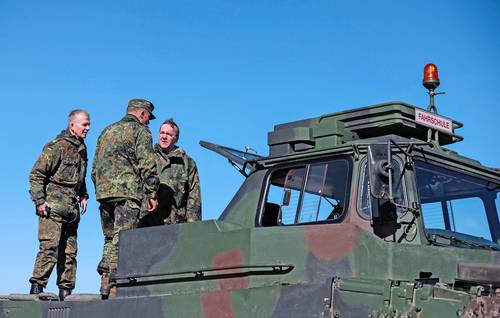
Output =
[{"x1": 415, "y1": 108, "x2": 453, "y2": 134}]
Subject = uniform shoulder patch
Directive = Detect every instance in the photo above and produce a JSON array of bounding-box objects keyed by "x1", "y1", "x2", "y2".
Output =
[{"x1": 45, "y1": 139, "x2": 64, "y2": 152}]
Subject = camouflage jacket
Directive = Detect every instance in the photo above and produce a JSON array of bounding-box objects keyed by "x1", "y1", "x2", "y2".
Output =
[
  {"x1": 29, "y1": 130, "x2": 88, "y2": 211},
  {"x1": 154, "y1": 144, "x2": 201, "y2": 223},
  {"x1": 92, "y1": 114, "x2": 159, "y2": 202}
]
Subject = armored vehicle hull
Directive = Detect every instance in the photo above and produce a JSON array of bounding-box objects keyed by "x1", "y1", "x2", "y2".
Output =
[{"x1": 1, "y1": 101, "x2": 499, "y2": 318}]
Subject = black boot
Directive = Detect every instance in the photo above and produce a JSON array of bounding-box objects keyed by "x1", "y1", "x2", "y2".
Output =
[
  {"x1": 100, "y1": 273, "x2": 110, "y2": 300},
  {"x1": 58, "y1": 288, "x2": 72, "y2": 301},
  {"x1": 29, "y1": 283, "x2": 44, "y2": 294}
]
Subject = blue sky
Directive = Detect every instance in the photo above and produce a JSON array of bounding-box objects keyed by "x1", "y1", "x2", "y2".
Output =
[{"x1": 0, "y1": 1, "x2": 499, "y2": 294}]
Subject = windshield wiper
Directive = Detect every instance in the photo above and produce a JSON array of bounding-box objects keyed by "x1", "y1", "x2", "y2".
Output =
[{"x1": 427, "y1": 230, "x2": 500, "y2": 251}]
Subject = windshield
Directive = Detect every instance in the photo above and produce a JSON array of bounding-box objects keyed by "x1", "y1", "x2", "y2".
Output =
[{"x1": 415, "y1": 161, "x2": 500, "y2": 247}]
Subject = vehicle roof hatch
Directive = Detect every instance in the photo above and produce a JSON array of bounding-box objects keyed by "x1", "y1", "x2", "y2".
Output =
[{"x1": 268, "y1": 102, "x2": 464, "y2": 157}]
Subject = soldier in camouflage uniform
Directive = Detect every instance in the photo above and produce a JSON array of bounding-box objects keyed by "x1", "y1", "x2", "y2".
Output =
[
  {"x1": 28, "y1": 109, "x2": 90, "y2": 301},
  {"x1": 140, "y1": 118, "x2": 201, "y2": 227},
  {"x1": 91, "y1": 99, "x2": 159, "y2": 299}
]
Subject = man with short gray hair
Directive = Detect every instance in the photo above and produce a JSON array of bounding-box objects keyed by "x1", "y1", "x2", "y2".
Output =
[
  {"x1": 92, "y1": 98, "x2": 159, "y2": 299},
  {"x1": 29, "y1": 109, "x2": 90, "y2": 300}
]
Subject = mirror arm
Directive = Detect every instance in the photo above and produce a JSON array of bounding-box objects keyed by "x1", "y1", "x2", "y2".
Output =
[
  {"x1": 387, "y1": 141, "x2": 394, "y2": 201},
  {"x1": 392, "y1": 201, "x2": 421, "y2": 216},
  {"x1": 389, "y1": 139, "x2": 432, "y2": 168},
  {"x1": 387, "y1": 141, "x2": 422, "y2": 215},
  {"x1": 389, "y1": 139, "x2": 414, "y2": 167}
]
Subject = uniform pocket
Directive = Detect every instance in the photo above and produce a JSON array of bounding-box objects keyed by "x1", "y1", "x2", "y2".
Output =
[
  {"x1": 38, "y1": 217, "x2": 61, "y2": 241},
  {"x1": 115, "y1": 200, "x2": 141, "y2": 229},
  {"x1": 49, "y1": 204, "x2": 79, "y2": 223},
  {"x1": 54, "y1": 158, "x2": 80, "y2": 184}
]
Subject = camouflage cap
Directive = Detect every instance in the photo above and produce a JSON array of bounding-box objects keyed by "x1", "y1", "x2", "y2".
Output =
[{"x1": 128, "y1": 98, "x2": 156, "y2": 120}]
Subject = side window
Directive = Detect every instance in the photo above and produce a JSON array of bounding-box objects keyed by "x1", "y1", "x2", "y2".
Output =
[
  {"x1": 267, "y1": 167, "x2": 306, "y2": 225},
  {"x1": 358, "y1": 159, "x2": 406, "y2": 219},
  {"x1": 300, "y1": 164, "x2": 331, "y2": 223},
  {"x1": 263, "y1": 158, "x2": 351, "y2": 226}
]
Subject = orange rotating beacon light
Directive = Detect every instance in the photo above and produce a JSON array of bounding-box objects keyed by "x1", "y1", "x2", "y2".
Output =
[{"x1": 422, "y1": 63, "x2": 445, "y2": 113}]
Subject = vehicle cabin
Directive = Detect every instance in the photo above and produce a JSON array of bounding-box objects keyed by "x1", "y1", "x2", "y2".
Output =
[{"x1": 209, "y1": 101, "x2": 499, "y2": 250}]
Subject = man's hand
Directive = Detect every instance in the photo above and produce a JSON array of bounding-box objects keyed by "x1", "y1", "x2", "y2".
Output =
[
  {"x1": 147, "y1": 198, "x2": 158, "y2": 212},
  {"x1": 80, "y1": 197, "x2": 88, "y2": 215},
  {"x1": 37, "y1": 202, "x2": 49, "y2": 218}
]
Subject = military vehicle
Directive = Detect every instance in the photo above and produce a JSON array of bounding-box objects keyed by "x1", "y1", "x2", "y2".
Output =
[{"x1": 1, "y1": 64, "x2": 499, "y2": 317}]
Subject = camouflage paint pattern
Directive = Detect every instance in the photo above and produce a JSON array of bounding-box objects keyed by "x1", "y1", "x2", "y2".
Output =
[
  {"x1": 141, "y1": 144, "x2": 201, "y2": 226},
  {"x1": 28, "y1": 130, "x2": 87, "y2": 289},
  {"x1": 2, "y1": 102, "x2": 500, "y2": 317}
]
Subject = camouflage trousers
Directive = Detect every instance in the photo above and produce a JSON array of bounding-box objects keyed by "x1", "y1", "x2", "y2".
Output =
[
  {"x1": 29, "y1": 210, "x2": 79, "y2": 289},
  {"x1": 97, "y1": 199, "x2": 141, "y2": 274}
]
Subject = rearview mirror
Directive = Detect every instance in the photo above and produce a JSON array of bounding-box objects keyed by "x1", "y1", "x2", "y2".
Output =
[{"x1": 367, "y1": 144, "x2": 392, "y2": 200}]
